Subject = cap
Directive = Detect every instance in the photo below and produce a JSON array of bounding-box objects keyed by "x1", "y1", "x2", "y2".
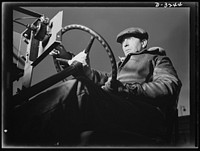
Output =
[{"x1": 116, "y1": 27, "x2": 149, "y2": 43}]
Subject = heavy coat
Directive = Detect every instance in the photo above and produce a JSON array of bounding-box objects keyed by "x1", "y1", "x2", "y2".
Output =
[{"x1": 89, "y1": 47, "x2": 182, "y2": 113}]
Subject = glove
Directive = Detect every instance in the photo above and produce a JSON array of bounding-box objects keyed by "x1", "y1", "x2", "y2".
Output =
[
  {"x1": 123, "y1": 82, "x2": 141, "y2": 96},
  {"x1": 102, "y1": 78, "x2": 124, "y2": 92},
  {"x1": 69, "y1": 50, "x2": 92, "y2": 78},
  {"x1": 68, "y1": 50, "x2": 90, "y2": 66}
]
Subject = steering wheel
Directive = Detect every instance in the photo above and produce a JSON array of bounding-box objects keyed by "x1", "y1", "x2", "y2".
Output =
[{"x1": 53, "y1": 24, "x2": 117, "y2": 82}]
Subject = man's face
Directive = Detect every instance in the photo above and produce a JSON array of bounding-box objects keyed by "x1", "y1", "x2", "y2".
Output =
[{"x1": 121, "y1": 36, "x2": 143, "y2": 56}]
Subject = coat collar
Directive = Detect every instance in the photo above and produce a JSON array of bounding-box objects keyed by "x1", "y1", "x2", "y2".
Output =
[{"x1": 118, "y1": 47, "x2": 166, "y2": 62}]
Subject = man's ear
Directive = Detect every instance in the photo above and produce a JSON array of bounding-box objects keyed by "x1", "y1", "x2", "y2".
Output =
[{"x1": 141, "y1": 39, "x2": 148, "y2": 48}]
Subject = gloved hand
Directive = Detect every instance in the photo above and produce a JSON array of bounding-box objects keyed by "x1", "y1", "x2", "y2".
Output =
[
  {"x1": 68, "y1": 50, "x2": 92, "y2": 78},
  {"x1": 124, "y1": 83, "x2": 140, "y2": 95},
  {"x1": 68, "y1": 50, "x2": 90, "y2": 66},
  {"x1": 101, "y1": 77, "x2": 125, "y2": 92}
]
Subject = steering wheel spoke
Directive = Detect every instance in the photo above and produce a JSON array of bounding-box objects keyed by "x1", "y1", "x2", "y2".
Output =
[{"x1": 84, "y1": 36, "x2": 95, "y2": 54}]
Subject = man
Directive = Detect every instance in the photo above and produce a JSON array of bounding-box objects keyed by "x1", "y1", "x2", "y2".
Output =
[{"x1": 10, "y1": 27, "x2": 182, "y2": 146}]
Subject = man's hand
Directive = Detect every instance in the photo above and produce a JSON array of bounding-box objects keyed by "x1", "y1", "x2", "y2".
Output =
[
  {"x1": 68, "y1": 50, "x2": 90, "y2": 66},
  {"x1": 50, "y1": 47, "x2": 92, "y2": 77},
  {"x1": 102, "y1": 78, "x2": 125, "y2": 92},
  {"x1": 68, "y1": 50, "x2": 92, "y2": 78}
]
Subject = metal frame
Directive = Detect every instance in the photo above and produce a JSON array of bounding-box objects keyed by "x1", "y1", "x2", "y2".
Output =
[{"x1": 13, "y1": 7, "x2": 64, "y2": 104}]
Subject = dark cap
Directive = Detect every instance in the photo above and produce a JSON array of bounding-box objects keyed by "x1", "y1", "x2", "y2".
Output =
[{"x1": 116, "y1": 27, "x2": 149, "y2": 43}]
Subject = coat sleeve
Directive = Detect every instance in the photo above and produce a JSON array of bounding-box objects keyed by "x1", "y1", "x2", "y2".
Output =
[
  {"x1": 86, "y1": 61, "x2": 121, "y2": 86},
  {"x1": 124, "y1": 56, "x2": 182, "y2": 106},
  {"x1": 86, "y1": 68, "x2": 110, "y2": 86}
]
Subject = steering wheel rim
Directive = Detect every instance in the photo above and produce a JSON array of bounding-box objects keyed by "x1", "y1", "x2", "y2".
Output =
[{"x1": 53, "y1": 24, "x2": 117, "y2": 81}]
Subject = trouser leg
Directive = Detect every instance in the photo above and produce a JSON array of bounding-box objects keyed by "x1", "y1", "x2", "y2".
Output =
[
  {"x1": 73, "y1": 77, "x2": 166, "y2": 145},
  {"x1": 10, "y1": 77, "x2": 165, "y2": 146},
  {"x1": 76, "y1": 77, "x2": 165, "y2": 136}
]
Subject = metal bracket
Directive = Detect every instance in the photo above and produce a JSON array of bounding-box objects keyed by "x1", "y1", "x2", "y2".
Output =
[{"x1": 14, "y1": 9, "x2": 63, "y2": 93}]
